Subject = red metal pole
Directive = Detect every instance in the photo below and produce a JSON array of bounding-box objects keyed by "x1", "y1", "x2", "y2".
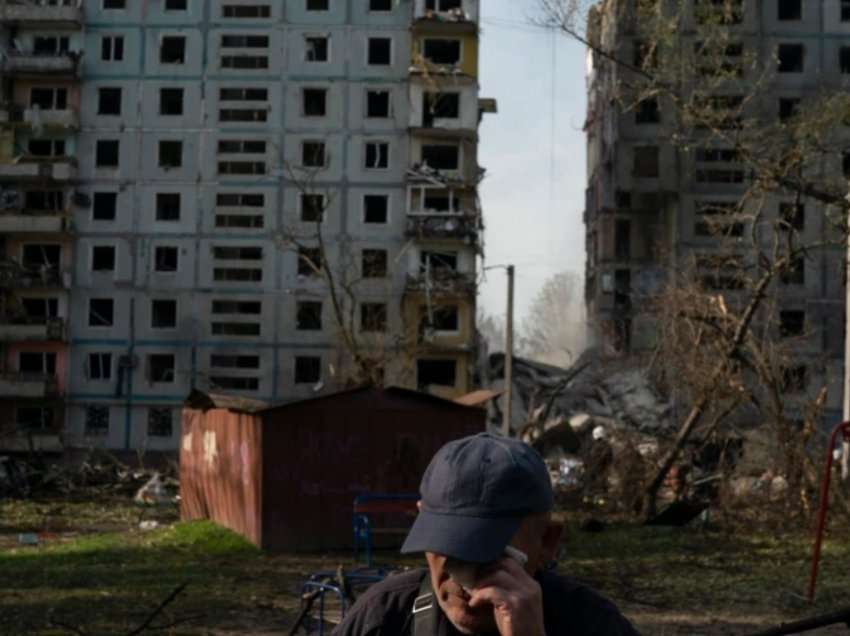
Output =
[{"x1": 807, "y1": 421, "x2": 850, "y2": 603}]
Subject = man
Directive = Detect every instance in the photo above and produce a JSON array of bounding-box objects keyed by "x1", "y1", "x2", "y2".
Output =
[{"x1": 333, "y1": 433, "x2": 639, "y2": 635}]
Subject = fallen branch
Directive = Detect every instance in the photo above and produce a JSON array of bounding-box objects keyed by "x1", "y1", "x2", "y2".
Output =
[
  {"x1": 125, "y1": 582, "x2": 188, "y2": 636},
  {"x1": 743, "y1": 605, "x2": 850, "y2": 636}
]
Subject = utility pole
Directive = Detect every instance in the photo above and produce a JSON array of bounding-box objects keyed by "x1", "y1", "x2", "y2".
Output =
[{"x1": 502, "y1": 265, "x2": 515, "y2": 437}]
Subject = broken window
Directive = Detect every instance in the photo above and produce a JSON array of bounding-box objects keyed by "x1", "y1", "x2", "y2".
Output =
[
  {"x1": 778, "y1": 43, "x2": 804, "y2": 73},
  {"x1": 368, "y1": 37, "x2": 392, "y2": 65},
  {"x1": 148, "y1": 408, "x2": 173, "y2": 437},
  {"x1": 632, "y1": 145, "x2": 659, "y2": 178},
  {"x1": 165, "y1": 0, "x2": 187, "y2": 10},
  {"x1": 844, "y1": 151, "x2": 850, "y2": 178},
  {"x1": 420, "y1": 250, "x2": 458, "y2": 273},
  {"x1": 98, "y1": 87, "x2": 122, "y2": 116},
  {"x1": 423, "y1": 192, "x2": 454, "y2": 212},
  {"x1": 302, "y1": 141, "x2": 326, "y2": 168},
  {"x1": 780, "y1": 255, "x2": 805, "y2": 285},
  {"x1": 423, "y1": 39, "x2": 461, "y2": 65},
  {"x1": 364, "y1": 194, "x2": 388, "y2": 223},
  {"x1": 160, "y1": 36, "x2": 186, "y2": 64},
  {"x1": 614, "y1": 270, "x2": 631, "y2": 309},
  {"x1": 33, "y1": 36, "x2": 69, "y2": 55},
  {"x1": 307, "y1": 0, "x2": 328, "y2": 10},
  {"x1": 212, "y1": 300, "x2": 261, "y2": 314},
  {"x1": 85, "y1": 406, "x2": 109, "y2": 436},
  {"x1": 778, "y1": 97, "x2": 800, "y2": 121},
  {"x1": 31, "y1": 87, "x2": 67, "y2": 110},
  {"x1": 148, "y1": 354, "x2": 175, "y2": 383},
  {"x1": 151, "y1": 299, "x2": 177, "y2": 329},
  {"x1": 25, "y1": 190, "x2": 63, "y2": 212},
  {"x1": 421, "y1": 305, "x2": 459, "y2": 333},
  {"x1": 843, "y1": 0, "x2": 850, "y2": 21},
  {"x1": 780, "y1": 310, "x2": 805, "y2": 337},
  {"x1": 158, "y1": 141, "x2": 183, "y2": 169},
  {"x1": 211, "y1": 322, "x2": 260, "y2": 335},
  {"x1": 301, "y1": 193, "x2": 325, "y2": 222},
  {"x1": 303, "y1": 88, "x2": 327, "y2": 117},
  {"x1": 28, "y1": 139, "x2": 65, "y2": 157},
  {"x1": 779, "y1": 202, "x2": 805, "y2": 231},
  {"x1": 93, "y1": 192, "x2": 117, "y2": 221},
  {"x1": 365, "y1": 142, "x2": 389, "y2": 169},
  {"x1": 417, "y1": 359, "x2": 457, "y2": 390},
  {"x1": 305, "y1": 36, "x2": 329, "y2": 62},
  {"x1": 213, "y1": 246, "x2": 263, "y2": 260},
  {"x1": 104, "y1": 0, "x2": 126, "y2": 8},
  {"x1": 370, "y1": 0, "x2": 393, "y2": 10},
  {"x1": 88, "y1": 298, "x2": 114, "y2": 327},
  {"x1": 781, "y1": 365, "x2": 808, "y2": 393},
  {"x1": 223, "y1": 3, "x2": 270, "y2": 17},
  {"x1": 215, "y1": 193, "x2": 264, "y2": 228},
  {"x1": 221, "y1": 56, "x2": 269, "y2": 69},
  {"x1": 21, "y1": 297, "x2": 58, "y2": 321},
  {"x1": 88, "y1": 353, "x2": 112, "y2": 380},
  {"x1": 19, "y1": 352, "x2": 56, "y2": 375},
  {"x1": 295, "y1": 356, "x2": 321, "y2": 383},
  {"x1": 22, "y1": 244, "x2": 61, "y2": 270},
  {"x1": 156, "y1": 193, "x2": 181, "y2": 221},
  {"x1": 298, "y1": 247, "x2": 323, "y2": 276},
  {"x1": 160, "y1": 88, "x2": 184, "y2": 115},
  {"x1": 777, "y1": 0, "x2": 801, "y2": 21},
  {"x1": 154, "y1": 246, "x2": 179, "y2": 273},
  {"x1": 17, "y1": 407, "x2": 54, "y2": 432},
  {"x1": 635, "y1": 97, "x2": 660, "y2": 124},
  {"x1": 91, "y1": 245, "x2": 116, "y2": 272},
  {"x1": 367, "y1": 90, "x2": 391, "y2": 118},
  {"x1": 614, "y1": 219, "x2": 631, "y2": 260},
  {"x1": 421, "y1": 144, "x2": 459, "y2": 170},
  {"x1": 362, "y1": 249, "x2": 388, "y2": 278},
  {"x1": 423, "y1": 93, "x2": 460, "y2": 127},
  {"x1": 96, "y1": 140, "x2": 120, "y2": 168},
  {"x1": 361, "y1": 303, "x2": 388, "y2": 332},
  {"x1": 296, "y1": 301, "x2": 323, "y2": 330},
  {"x1": 101, "y1": 35, "x2": 124, "y2": 61},
  {"x1": 695, "y1": 0, "x2": 743, "y2": 24}
]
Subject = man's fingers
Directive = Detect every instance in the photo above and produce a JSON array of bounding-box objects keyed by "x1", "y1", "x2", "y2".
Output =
[{"x1": 467, "y1": 584, "x2": 511, "y2": 609}]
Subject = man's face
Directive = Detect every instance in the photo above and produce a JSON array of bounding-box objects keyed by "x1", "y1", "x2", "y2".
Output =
[{"x1": 424, "y1": 514, "x2": 559, "y2": 635}]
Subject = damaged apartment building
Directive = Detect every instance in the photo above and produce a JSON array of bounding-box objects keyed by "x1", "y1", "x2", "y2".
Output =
[
  {"x1": 584, "y1": 0, "x2": 846, "y2": 424},
  {"x1": 0, "y1": 0, "x2": 494, "y2": 453}
]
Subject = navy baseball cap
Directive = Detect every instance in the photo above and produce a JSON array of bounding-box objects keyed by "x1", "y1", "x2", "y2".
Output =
[{"x1": 401, "y1": 432, "x2": 553, "y2": 563}]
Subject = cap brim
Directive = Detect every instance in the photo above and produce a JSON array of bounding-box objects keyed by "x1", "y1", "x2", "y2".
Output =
[{"x1": 400, "y1": 509, "x2": 523, "y2": 563}]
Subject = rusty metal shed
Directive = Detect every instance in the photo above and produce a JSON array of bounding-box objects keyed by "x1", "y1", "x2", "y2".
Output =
[{"x1": 180, "y1": 386, "x2": 485, "y2": 551}]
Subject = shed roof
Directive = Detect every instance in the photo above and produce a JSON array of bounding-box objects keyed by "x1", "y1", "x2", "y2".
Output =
[{"x1": 184, "y1": 386, "x2": 485, "y2": 416}]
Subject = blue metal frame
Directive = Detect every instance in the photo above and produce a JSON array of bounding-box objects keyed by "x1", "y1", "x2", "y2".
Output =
[
  {"x1": 352, "y1": 493, "x2": 419, "y2": 568},
  {"x1": 299, "y1": 569, "x2": 389, "y2": 635}
]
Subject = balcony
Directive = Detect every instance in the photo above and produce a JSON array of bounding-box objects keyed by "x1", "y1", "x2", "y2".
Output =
[
  {"x1": 0, "y1": 373, "x2": 59, "y2": 398},
  {"x1": 1, "y1": 51, "x2": 80, "y2": 77},
  {"x1": 414, "y1": 0, "x2": 479, "y2": 27},
  {"x1": 0, "y1": 317, "x2": 65, "y2": 341},
  {"x1": 0, "y1": 210, "x2": 71, "y2": 233},
  {"x1": 0, "y1": 433, "x2": 63, "y2": 453},
  {"x1": 406, "y1": 269, "x2": 476, "y2": 296},
  {"x1": 406, "y1": 214, "x2": 479, "y2": 242},
  {"x1": 0, "y1": 261, "x2": 70, "y2": 290},
  {"x1": 0, "y1": 157, "x2": 77, "y2": 181},
  {"x1": 0, "y1": 2, "x2": 82, "y2": 27},
  {"x1": 0, "y1": 104, "x2": 79, "y2": 130}
]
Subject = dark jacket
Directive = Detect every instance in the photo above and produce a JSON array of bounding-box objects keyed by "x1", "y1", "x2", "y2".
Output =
[{"x1": 332, "y1": 568, "x2": 640, "y2": 635}]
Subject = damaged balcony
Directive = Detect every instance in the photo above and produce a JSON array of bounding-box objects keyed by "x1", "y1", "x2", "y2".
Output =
[
  {"x1": 413, "y1": 0, "x2": 479, "y2": 28},
  {"x1": 0, "y1": 2, "x2": 83, "y2": 27},
  {"x1": 0, "y1": 210, "x2": 72, "y2": 233},
  {"x1": 1, "y1": 51, "x2": 80, "y2": 78},
  {"x1": 405, "y1": 270, "x2": 477, "y2": 296},
  {"x1": 0, "y1": 104, "x2": 79, "y2": 130},
  {"x1": 0, "y1": 373, "x2": 59, "y2": 398},
  {"x1": 406, "y1": 215, "x2": 479, "y2": 242},
  {"x1": 0, "y1": 262, "x2": 70, "y2": 290},
  {"x1": 0, "y1": 316, "x2": 65, "y2": 341},
  {"x1": 0, "y1": 157, "x2": 77, "y2": 181}
]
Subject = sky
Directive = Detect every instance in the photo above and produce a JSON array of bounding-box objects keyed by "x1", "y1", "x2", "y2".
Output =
[{"x1": 476, "y1": 0, "x2": 588, "y2": 324}]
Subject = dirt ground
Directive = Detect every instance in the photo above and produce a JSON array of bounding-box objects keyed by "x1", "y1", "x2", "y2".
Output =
[{"x1": 1, "y1": 495, "x2": 849, "y2": 635}]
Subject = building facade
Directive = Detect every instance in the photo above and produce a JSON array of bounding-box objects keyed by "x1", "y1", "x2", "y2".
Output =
[
  {"x1": 584, "y1": 0, "x2": 847, "y2": 423},
  {"x1": 0, "y1": 0, "x2": 493, "y2": 453}
]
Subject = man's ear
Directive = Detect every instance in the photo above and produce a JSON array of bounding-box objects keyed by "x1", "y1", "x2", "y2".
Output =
[
  {"x1": 416, "y1": 500, "x2": 422, "y2": 511},
  {"x1": 540, "y1": 520, "x2": 564, "y2": 564}
]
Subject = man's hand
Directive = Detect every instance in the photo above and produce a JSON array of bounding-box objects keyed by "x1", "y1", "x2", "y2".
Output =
[{"x1": 467, "y1": 557, "x2": 546, "y2": 636}]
